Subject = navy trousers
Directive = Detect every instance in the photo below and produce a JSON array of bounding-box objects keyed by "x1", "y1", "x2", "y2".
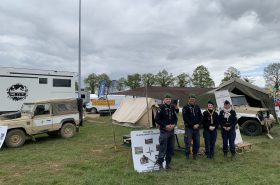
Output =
[
  {"x1": 221, "y1": 129, "x2": 236, "y2": 154},
  {"x1": 203, "y1": 129, "x2": 217, "y2": 158},
  {"x1": 157, "y1": 130, "x2": 175, "y2": 165},
  {"x1": 184, "y1": 128, "x2": 200, "y2": 157}
]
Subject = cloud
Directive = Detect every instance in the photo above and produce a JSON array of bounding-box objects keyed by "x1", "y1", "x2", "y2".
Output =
[{"x1": 0, "y1": 0, "x2": 279, "y2": 88}]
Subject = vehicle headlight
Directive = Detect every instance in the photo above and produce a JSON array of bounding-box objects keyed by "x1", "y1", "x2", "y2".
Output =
[{"x1": 262, "y1": 111, "x2": 269, "y2": 118}]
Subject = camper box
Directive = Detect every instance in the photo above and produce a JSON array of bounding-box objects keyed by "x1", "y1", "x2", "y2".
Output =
[{"x1": 0, "y1": 67, "x2": 76, "y2": 114}]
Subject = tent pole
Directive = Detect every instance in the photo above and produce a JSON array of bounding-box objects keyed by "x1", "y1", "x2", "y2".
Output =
[
  {"x1": 145, "y1": 84, "x2": 151, "y2": 126},
  {"x1": 106, "y1": 88, "x2": 117, "y2": 151}
]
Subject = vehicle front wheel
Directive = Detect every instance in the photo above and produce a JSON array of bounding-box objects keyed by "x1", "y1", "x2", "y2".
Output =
[
  {"x1": 5, "y1": 129, "x2": 26, "y2": 148},
  {"x1": 242, "y1": 120, "x2": 262, "y2": 136},
  {"x1": 60, "y1": 123, "x2": 77, "y2": 138},
  {"x1": 90, "y1": 108, "x2": 97, "y2": 114}
]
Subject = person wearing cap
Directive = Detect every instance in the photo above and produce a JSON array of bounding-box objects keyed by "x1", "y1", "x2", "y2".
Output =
[
  {"x1": 155, "y1": 93, "x2": 178, "y2": 169},
  {"x1": 219, "y1": 100, "x2": 237, "y2": 160},
  {"x1": 202, "y1": 101, "x2": 219, "y2": 159},
  {"x1": 182, "y1": 95, "x2": 202, "y2": 160}
]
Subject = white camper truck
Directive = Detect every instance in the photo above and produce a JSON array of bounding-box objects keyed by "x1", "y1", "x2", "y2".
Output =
[{"x1": 0, "y1": 67, "x2": 76, "y2": 114}]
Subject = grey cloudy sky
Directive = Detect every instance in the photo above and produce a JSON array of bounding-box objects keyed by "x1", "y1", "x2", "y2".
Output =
[{"x1": 1, "y1": 0, "x2": 280, "y2": 87}]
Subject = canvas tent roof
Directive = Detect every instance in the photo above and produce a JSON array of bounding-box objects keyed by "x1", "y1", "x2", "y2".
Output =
[
  {"x1": 112, "y1": 97, "x2": 157, "y2": 128},
  {"x1": 113, "y1": 86, "x2": 212, "y2": 106},
  {"x1": 197, "y1": 78, "x2": 276, "y2": 118}
]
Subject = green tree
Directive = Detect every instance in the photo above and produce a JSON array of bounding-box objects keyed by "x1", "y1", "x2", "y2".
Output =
[
  {"x1": 125, "y1": 73, "x2": 142, "y2": 89},
  {"x1": 264, "y1": 63, "x2": 280, "y2": 91},
  {"x1": 221, "y1": 67, "x2": 241, "y2": 83},
  {"x1": 97, "y1": 73, "x2": 111, "y2": 86},
  {"x1": 155, "y1": 69, "x2": 174, "y2": 87},
  {"x1": 192, "y1": 65, "x2": 215, "y2": 88},
  {"x1": 116, "y1": 77, "x2": 126, "y2": 91},
  {"x1": 142, "y1": 73, "x2": 156, "y2": 87},
  {"x1": 84, "y1": 73, "x2": 98, "y2": 93},
  {"x1": 84, "y1": 73, "x2": 111, "y2": 94},
  {"x1": 176, "y1": 73, "x2": 191, "y2": 87}
]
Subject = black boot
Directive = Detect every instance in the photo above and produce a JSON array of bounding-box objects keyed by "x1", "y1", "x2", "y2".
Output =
[
  {"x1": 165, "y1": 163, "x2": 172, "y2": 170},
  {"x1": 155, "y1": 161, "x2": 163, "y2": 170},
  {"x1": 231, "y1": 153, "x2": 235, "y2": 161},
  {"x1": 193, "y1": 154, "x2": 197, "y2": 160},
  {"x1": 223, "y1": 152, "x2": 227, "y2": 158}
]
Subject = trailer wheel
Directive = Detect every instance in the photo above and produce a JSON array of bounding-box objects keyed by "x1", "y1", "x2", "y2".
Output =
[
  {"x1": 60, "y1": 123, "x2": 76, "y2": 138},
  {"x1": 90, "y1": 108, "x2": 97, "y2": 114},
  {"x1": 5, "y1": 129, "x2": 26, "y2": 148},
  {"x1": 242, "y1": 120, "x2": 262, "y2": 136}
]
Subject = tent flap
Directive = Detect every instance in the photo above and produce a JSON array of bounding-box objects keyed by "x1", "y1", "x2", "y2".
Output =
[{"x1": 112, "y1": 97, "x2": 157, "y2": 128}]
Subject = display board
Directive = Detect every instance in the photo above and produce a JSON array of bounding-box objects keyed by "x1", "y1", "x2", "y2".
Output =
[
  {"x1": 131, "y1": 129, "x2": 165, "y2": 172},
  {"x1": 0, "y1": 126, "x2": 8, "y2": 149},
  {"x1": 235, "y1": 126, "x2": 243, "y2": 145}
]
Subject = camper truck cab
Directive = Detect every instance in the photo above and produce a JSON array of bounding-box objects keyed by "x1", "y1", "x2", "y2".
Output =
[{"x1": 0, "y1": 67, "x2": 76, "y2": 114}]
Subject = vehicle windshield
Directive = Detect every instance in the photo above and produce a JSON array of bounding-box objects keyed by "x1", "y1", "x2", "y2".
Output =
[
  {"x1": 21, "y1": 103, "x2": 35, "y2": 113},
  {"x1": 232, "y1": 96, "x2": 248, "y2": 106}
]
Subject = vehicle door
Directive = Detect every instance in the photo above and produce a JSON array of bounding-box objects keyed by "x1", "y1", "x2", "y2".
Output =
[{"x1": 32, "y1": 104, "x2": 53, "y2": 133}]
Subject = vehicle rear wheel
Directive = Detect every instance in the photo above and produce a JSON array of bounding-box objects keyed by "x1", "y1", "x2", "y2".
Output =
[
  {"x1": 242, "y1": 120, "x2": 262, "y2": 136},
  {"x1": 5, "y1": 129, "x2": 26, "y2": 148},
  {"x1": 60, "y1": 123, "x2": 76, "y2": 138}
]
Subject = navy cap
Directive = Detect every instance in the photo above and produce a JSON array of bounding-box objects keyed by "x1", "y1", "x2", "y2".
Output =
[
  {"x1": 224, "y1": 100, "x2": 230, "y2": 105},
  {"x1": 164, "y1": 93, "x2": 172, "y2": 98},
  {"x1": 208, "y1": 101, "x2": 214, "y2": 105}
]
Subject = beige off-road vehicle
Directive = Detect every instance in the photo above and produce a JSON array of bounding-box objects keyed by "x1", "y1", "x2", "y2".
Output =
[
  {"x1": 231, "y1": 95, "x2": 275, "y2": 136},
  {"x1": 0, "y1": 98, "x2": 83, "y2": 148}
]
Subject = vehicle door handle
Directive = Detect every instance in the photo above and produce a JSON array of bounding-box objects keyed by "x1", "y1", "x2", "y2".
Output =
[{"x1": 46, "y1": 120, "x2": 51, "y2": 121}]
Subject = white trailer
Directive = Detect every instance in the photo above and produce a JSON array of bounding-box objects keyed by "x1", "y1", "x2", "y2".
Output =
[{"x1": 0, "y1": 67, "x2": 77, "y2": 114}]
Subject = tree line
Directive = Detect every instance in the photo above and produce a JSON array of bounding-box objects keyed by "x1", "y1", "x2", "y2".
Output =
[{"x1": 83, "y1": 63, "x2": 279, "y2": 93}]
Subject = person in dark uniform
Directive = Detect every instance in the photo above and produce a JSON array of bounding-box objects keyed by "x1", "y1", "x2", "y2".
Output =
[
  {"x1": 202, "y1": 101, "x2": 219, "y2": 159},
  {"x1": 155, "y1": 93, "x2": 178, "y2": 170},
  {"x1": 219, "y1": 100, "x2": 237, "y2": 160},
  {"x1": 182, "y1": 95, "x2": 202, "y2": 160}
]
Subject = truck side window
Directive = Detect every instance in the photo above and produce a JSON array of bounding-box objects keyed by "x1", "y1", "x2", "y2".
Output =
[
  {"x1": 39, "y1": 78, "x2": 48, "y2": 84},
  {"x1": 34, "y1": 104, "x2": 50, "y2": 116},
  {"x1": 53, "y1": 79, "x2": 71, "y2": 87}
]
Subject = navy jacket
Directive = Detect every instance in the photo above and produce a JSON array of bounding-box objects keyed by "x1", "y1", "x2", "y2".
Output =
[
  {"x1": 202, "y1": 110, "x2": 219, "y2": 130},
  {"x1": 219, "y1": 109, "x2": 237, "y2": 130},
  {"x1": 155, "y1": 104, "x2": 178, "y2": 131},
  {"x1": 182, "y1": 104, "x2": 202, "y2": 129}
]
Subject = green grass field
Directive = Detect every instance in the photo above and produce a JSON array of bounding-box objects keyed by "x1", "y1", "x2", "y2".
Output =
[{"x1": 0, "y1": 115, "x2": 280, "y2": 185}]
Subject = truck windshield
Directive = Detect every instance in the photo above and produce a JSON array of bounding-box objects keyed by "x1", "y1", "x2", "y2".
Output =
[
  {"x1": 232, "y1": 96, "x2": 248, "y2": 106},
  {"x1": 21, "y1": 103, "x2": 35, "y2": 113}
]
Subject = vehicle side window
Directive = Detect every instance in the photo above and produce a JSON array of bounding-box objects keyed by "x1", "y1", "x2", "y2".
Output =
[{"x1": 34, "y1": 104, "x2": 50, "y2": 116}]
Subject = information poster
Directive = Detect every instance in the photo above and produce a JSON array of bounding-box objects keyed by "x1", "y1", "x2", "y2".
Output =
[
  {"x1": 0, "y1": 126, "x2": 8, "y2": 149},
  {"x1": 214, "y1": 90, "x2": 232, "y2": 111},
  {"x1": 131, "y1": 129, "x2": 164, "y2": 172}
]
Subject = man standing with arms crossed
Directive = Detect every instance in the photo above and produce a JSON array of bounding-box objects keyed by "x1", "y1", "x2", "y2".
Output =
[
  {"x1": 155, "y1": 94, "x2": 178, "y2": 170},
  {"x1": 183, "y1": 95, "x2": 202, "y2": 160}
]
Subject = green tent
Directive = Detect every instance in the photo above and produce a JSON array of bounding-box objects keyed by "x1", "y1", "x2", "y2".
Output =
[{"x1": 197, "y1": 78, "x2": 276, "y2": 119}]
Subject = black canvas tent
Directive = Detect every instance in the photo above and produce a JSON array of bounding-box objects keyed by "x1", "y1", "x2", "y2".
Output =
[{"x1": 197, "y1": 78, "x2": 276, "y2": 118}]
